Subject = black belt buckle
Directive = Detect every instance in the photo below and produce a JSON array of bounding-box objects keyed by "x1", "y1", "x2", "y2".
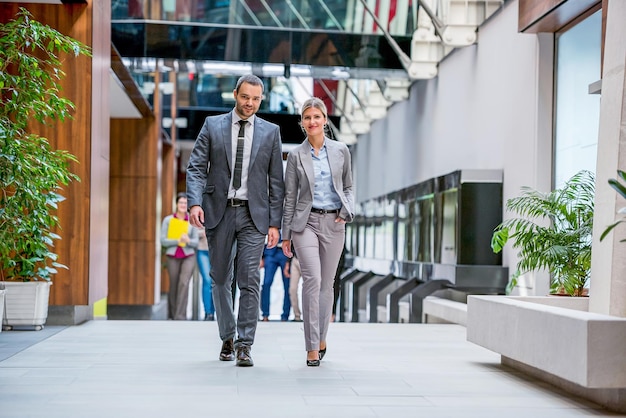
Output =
[
  {"x1": 229, "y1": 198, "x2": 245, "y2": 207},
  {"x1": 312, "y1": 207, "x2": 339, "y2": 214}
]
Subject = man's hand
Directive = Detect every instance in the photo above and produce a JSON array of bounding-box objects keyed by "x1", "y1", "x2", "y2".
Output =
[
  {"x1": 189, "y1": 205, "x2": 204, "y2": 228},
  {"x1": 267, "y1": 227, "x2": 280, "y2": 249}
]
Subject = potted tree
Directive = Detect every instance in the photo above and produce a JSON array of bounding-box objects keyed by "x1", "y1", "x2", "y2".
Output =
[
  {"x1": 490, "y1": 170, "x2": 595, "y2": 297},
  {"x1": 0, "y1": 9, "x2": 90, "y2": 329}
]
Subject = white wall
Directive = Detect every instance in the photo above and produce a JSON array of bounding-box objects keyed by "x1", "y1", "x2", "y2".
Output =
[{"x1": 352, "y1": 1, "x2": 554, "y2": 295}]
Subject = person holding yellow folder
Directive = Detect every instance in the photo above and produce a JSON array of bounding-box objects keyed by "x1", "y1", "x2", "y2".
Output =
[{"x1": 160, "y1": 193, "x2": 199, "y2": 320}]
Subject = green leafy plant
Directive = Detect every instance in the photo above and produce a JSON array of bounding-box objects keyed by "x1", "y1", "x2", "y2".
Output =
[
  {"x1": 600, "y1": 170, "x2": 626, "y2": 242},
  {"x1": 0, "y1": 9, "x2": 90, "y2": 281},
  {"x1": 491, "y1": 170, "x2": 595, "y2": 296}
]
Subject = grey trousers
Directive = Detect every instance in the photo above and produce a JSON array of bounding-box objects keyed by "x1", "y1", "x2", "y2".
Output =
[
  {"x1": 206, "y1": 206, "x2": 265, "y2": 348},
  {"x1": 292, "y1": 212, "x2": 345, "y2": 352},
  {"x1": 166, "y1": 255, "x2": 196, "y2": 320}
]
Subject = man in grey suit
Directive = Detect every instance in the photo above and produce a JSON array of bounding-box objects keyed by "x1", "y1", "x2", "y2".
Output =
[{"x1": 187, "y1": 74, "x2": 284, "y2": 367}]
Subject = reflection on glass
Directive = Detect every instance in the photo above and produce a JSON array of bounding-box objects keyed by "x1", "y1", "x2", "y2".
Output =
[
  {"x1": 416, "y1": 196, "x2": 433, "y2": 263},
  {"x1": 357, "y1": 207, "x2": 366, "y2": 259},
  {"x1": 345, "y1": 223, "x2": 353, "y2": 256},
  {"x1": 435, "y1": 189, "x2": 457, "y2": 264},
  {"x1": 382, "y1": 198, "x2": 395, "y2": 261},
  {"x1": 112, "y1": 0, "x2": 416, "y2": 37},
  {"x1": 372, "y1": 199, "x2": 389, "y2": 260},
  {"x1": 554, "y1": 9, "x2": 601, "y2": 187},
  {"x1": 406, "y1": 200, "x2": 416, "y2": 262},
  {"x1": 397, "y1": 202, "x2": 406, "y2": 262},
  {"x1": 364, "y1": 201, "x2": 376, "y2": 259}
]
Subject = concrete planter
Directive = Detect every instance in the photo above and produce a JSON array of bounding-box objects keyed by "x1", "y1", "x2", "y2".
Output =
[
  {"x1": 1, "y1": 281, "x2": 52, "y2": 331},
  {"x1": 467, "y1": 295, "x2": 626, "y2": 412}
]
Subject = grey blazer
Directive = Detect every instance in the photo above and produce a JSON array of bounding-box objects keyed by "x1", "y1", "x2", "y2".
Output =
[
  {"x1": 282, "y1": 138, "x2": 354, "y2": 240},
  {"x1": 186, "y1": 111, "x2": 285, "y2": 234}
]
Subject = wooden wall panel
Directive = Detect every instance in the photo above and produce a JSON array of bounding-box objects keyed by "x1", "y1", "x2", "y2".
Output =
[
  {"x1": 107, "y1": 241, "x2": 157, "y2": 304},
  {"x1": 519, "y1": 0, "x2": 601, "y2": 32},
  {"x1": 160, "y1": 142, "x2": 175, "y2": 294},
  {"x1": 109, "y1": 117, "x2": 161, "y2": 305},
  {"x1": 109, "y1": 177, "x2": 158, "y2": 241},
  {"x1": 110, "y1": 119, "x2": 158, "y2": 177}
]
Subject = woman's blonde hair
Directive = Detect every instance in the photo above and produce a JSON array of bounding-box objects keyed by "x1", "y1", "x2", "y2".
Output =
[{"x1": 300, "y1": 97, "x2": 327, "y2": 119}]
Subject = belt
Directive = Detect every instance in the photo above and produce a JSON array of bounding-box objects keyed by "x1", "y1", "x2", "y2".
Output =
[
  {"x1": 227, "y1": 198, "x2": 248, "y2": 207},
  {"x1": 311, "y1": 207, "x2": 340, "y2": 214}
]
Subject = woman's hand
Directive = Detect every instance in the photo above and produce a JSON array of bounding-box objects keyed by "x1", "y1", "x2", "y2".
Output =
[
  {"x1": 282, "y1": 240, "x2": 293, "y2": 258},
  {"x1": 335, "y1": 217, "x2": 346, "y2": 224},
  {"x1": 178, "y1": 233, "x2": 190, "y2": 245}
]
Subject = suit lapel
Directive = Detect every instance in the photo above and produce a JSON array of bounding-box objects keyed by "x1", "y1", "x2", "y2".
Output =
[
  {"x1": 250, "y1": 117, "x2": 263, "y2": 169},
  {"x1": 325, "y1": 140, "x2": 342, "y2": 192},
  {"x1": 222, "y1": 112, "x2": 234, "y2": 172},
  {"x1": 299, "y1": 142, "x2": 315, "y2": 193}
]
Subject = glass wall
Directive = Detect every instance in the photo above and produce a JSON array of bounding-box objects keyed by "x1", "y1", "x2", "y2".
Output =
[
  {"x1": 113, "y1": 0, "x2": 416, "y2": 36},
  {"x1": 346, "y1": 170, "x2": 505, "y2": 291},
  {"x1": 553, "y1": 9, "x2": 602, "y2": 187}
]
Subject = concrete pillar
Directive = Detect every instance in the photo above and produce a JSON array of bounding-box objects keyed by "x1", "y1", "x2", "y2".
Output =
[{"x1": 589, "y1": 0, "x2": 626, "y2": 316}]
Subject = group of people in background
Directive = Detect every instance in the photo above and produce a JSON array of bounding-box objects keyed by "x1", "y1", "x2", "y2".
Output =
[{"x1": 164, "y1": 74, "x2": 353, "y2": 367}]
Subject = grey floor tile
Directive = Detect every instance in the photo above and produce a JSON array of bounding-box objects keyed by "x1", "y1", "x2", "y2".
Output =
[{"x1": 0, "y1": 321, "x2": 624, "y2": 418}]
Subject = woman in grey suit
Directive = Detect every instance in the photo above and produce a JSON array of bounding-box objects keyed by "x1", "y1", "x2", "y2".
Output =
[{"x1": 282, "y1": 98, "x2": 354, "y2": 366}]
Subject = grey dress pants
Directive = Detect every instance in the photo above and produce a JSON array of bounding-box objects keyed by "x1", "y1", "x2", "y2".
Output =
[
  {"x1": 292, "y1": 212, "x2": 345, "y2": 352},
  {"x1": 206, "y1": 206, "x2": 266, "y2": 348}
]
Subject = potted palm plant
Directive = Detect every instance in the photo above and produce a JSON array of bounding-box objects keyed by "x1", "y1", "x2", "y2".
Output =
[
  {"x1": 490, "y1": 170, "x2": 595, "y2": 297},
  {"x1": 0, "y1": 9, "x2": 90, "y2": 329}
]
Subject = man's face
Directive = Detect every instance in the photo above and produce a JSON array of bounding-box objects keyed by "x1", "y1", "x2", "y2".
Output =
[{"x1": 233, "y1": 82, "x2": 263, "y2": 119}]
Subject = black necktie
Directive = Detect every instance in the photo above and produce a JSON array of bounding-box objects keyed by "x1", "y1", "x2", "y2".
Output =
[{"x1": 233, "y1": 120, "x2": 247, "y2": 190}]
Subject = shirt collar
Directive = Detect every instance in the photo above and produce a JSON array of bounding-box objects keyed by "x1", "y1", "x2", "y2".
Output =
[
  {"x1": 233, "y1": 112, "x2": 255, "y2": 126},
  {"x1": 308, "y1": 138, "x2": 327, "y2": 151}
]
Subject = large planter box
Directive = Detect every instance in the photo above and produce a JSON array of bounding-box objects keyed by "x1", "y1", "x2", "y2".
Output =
[
  {"x1": 1, "y1": 281, "x2": 52, "y2": 331},
  {"x1": 467, "y1": 295, "x2": 626, "y2": 388}
]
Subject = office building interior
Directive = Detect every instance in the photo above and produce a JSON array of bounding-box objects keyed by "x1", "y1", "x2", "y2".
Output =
[{"x1": 1, "y1": 0, "x2": 626, "y2": 413}]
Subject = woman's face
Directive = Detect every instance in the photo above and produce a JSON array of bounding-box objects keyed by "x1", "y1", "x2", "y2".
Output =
[
  {"x1": 301, "y1": 106, "x2": 326, "y2": 137},
  {"x1": 176, "y1": 197, "x2": 188, "y2": 213}
]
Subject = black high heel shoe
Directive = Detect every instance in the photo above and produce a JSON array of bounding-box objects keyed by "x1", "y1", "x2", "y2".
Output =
[
  {"x1": 319, "y1": 348, "x2": 326, "y2": 361},
  {"x1": 306, "y1": 358, "x2": 320, "y2": 367}
]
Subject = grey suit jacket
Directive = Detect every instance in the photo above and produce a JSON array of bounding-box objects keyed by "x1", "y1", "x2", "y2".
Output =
[
  {"x1": 282, "y1": 138, "x2": 354, "y2": 240},
  {"x1": 186, "y1": 111, "x2": 285, "y2": 234}
]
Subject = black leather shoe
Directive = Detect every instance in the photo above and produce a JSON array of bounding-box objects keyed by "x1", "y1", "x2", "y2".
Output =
[
  {"x1": 236, "y1": 346, "x2": 254, "y2": 367},
  {"x1": 307, "y1": 359, "x2": 320, "y2": 367},
  {"x1": 319, "y1": 348, "x2": 326, "y2": 361},
  {"x1": 219, "y1": 339, "x2": 235, "y2": 361}
]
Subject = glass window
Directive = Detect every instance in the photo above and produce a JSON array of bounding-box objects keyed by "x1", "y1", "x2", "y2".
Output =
[{"x1": 554, "y1": 10, "x2": 602, "y2": 187}]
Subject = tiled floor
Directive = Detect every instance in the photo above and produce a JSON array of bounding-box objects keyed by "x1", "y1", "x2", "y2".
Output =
[{"x1": 0, "y1": 320, "x2": 623, "y2": 418}]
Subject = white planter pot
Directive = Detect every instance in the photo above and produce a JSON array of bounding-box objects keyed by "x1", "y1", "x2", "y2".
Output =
[{"x1": 1, "y1": 281, "x2": 52, "y2": 331}]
